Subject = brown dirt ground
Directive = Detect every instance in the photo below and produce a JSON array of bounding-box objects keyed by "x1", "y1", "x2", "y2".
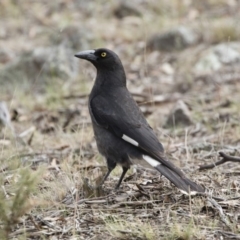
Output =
[{"x1": 0, "y1": 1, "x2": 240, "y2": 239}]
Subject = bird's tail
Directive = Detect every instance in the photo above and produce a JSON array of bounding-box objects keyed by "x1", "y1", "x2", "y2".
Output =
[{"x1": 142, "y1": 155, "x2": 204, "y2": 194}]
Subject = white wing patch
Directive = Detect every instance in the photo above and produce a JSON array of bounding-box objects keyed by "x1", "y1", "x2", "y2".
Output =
[
  {"x1": 142, "y1": 155, "x2": 160, "y2": 167},
  {"x1": 122, "y1": 134, "x2": 139, "y2": 146},
  {"x1": 179, "y1": 189, "x2": 198, "y2": 196}
]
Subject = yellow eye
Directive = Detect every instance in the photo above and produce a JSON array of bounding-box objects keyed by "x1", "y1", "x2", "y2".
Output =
[{"x1": 101, "y1": 52, "x2": 107, "y2": 57}]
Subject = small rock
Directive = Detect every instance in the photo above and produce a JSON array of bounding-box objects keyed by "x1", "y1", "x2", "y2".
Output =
[
  {"x1": 147, "y1": 26, "x2": 199, "y2": 52},
  {"x1": 114, "y1": 1, "x2": 142, "y2": 19},
  {"x1": 194, "y1": 42, "x2": 240, "y2": 73},
  {"x1": 164, "y1": 100, "x2": 193, "y2": 127},
  {"x1": 161, "y1": 62, "x2": 174, "y2": 75},
  {"x1": 0, "y1": 49, "x2": 14, "y2": 64},
  {"x1": 0, "y1": 46, "x2": 79, "y2": 92}
]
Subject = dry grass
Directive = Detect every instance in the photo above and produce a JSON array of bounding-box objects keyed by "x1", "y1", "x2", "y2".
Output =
[{"x1": 0, "y1": 0, "x2": 240, "y2": 239}]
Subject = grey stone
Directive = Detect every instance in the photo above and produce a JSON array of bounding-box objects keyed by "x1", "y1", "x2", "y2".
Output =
[
  {"x1": 0, "y1": 46, "x2": 79, "y2": 92},
  {"x1": 147, "y1": 26, "x2": 199, "y2": 52},
  {"x1": 165, "y1": 100, "x2": 193, "y2": 127},
  {"x1": 194, "y1": 42, "x2": 240, "y2": 73},
  {"x1": 0, "y1": 49, "x2": 13, "y2": 64},
  {"x1": 114, "y1": 1, "x2": 142, "y2": 19}
]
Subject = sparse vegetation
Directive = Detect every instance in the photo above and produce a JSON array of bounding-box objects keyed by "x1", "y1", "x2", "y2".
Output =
[
  {"x1": 105, "y1": 215, "x2": 157, "y2": 240},
  {"x1": 0, "y1": 0, "x2": 240, "y2": 239},
  {"x1": 0, "y1": 163, "x2": 41, "y2": 239}
]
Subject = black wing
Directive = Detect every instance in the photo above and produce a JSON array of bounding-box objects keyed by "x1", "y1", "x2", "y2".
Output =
[{"x1": 90, "y1": 90, "x2": 184, "y2": 177}]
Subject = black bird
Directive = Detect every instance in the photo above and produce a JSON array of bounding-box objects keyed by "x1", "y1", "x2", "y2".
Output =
[{"x1": 75, "y1": 48, "x2": 204, "y2": 194}]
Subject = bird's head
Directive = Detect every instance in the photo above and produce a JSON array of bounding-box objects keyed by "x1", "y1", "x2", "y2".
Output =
[{"x1": 75, "y1": 48, "x2": 124, "y2": 71}]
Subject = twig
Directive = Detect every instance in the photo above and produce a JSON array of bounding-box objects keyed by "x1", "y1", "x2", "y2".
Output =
[
  {"x1": 216, "y1": 230, "x2": 240, "y2": 239},
  {"x1": 207, "y1": 197, "x2": 232, "y2": 230},
  {"x1": 110, "y1": 200, "x2": 161, "y2": 209},
  {"x1": 27, "y1": 214, "x2": 41, "y2": 231},
  {"x1": 85, "y1": 199, "x2": 107, "y2": 204},
  {"x1": 1, "y1": 185, "x2": 9, "y2": 198},
  {"x1": 195, "y1": 192, "x2": 224, "y2": 201},
  {"x1": 219, "y1": 151, "x2": 240, "y2": 162},
  {"x1": 199, "y1": 152, "x2": 240, "y2": 170}
]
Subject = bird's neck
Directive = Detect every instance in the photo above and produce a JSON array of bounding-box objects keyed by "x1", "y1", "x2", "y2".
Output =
[{"x1": 95, "y1": 68, "x2": 127, "y2": 88}]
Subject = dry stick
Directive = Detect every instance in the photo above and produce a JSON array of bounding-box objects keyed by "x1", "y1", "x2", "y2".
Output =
[
  {"x1": 199, "y1": 152, "x2": 240, "y2": 170},
  {"x1": 217, "y1": 230, "x2": 240, "y2": 240},
  {"x1": 27, "y1": 214, "x2": 41, "y2": 231},
  {"x1": 196, "y1": 192, "x2": 224, "y2": 201},
  {"x1": 207, "y1": 197, "x2": 233, "y2": 231}
]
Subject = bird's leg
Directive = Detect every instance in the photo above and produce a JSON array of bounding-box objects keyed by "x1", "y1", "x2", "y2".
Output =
[
  {"x1": 115, "y1": 166, "x2": 129, "y2": 189},
  {"x1": 98, "y1": 158, "x2": 116, "y2": 187}
]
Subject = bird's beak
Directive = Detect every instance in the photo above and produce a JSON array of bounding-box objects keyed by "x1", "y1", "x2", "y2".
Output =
[{"x1": 74, "y1": 50, "x2": 96, "y2": 61}]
